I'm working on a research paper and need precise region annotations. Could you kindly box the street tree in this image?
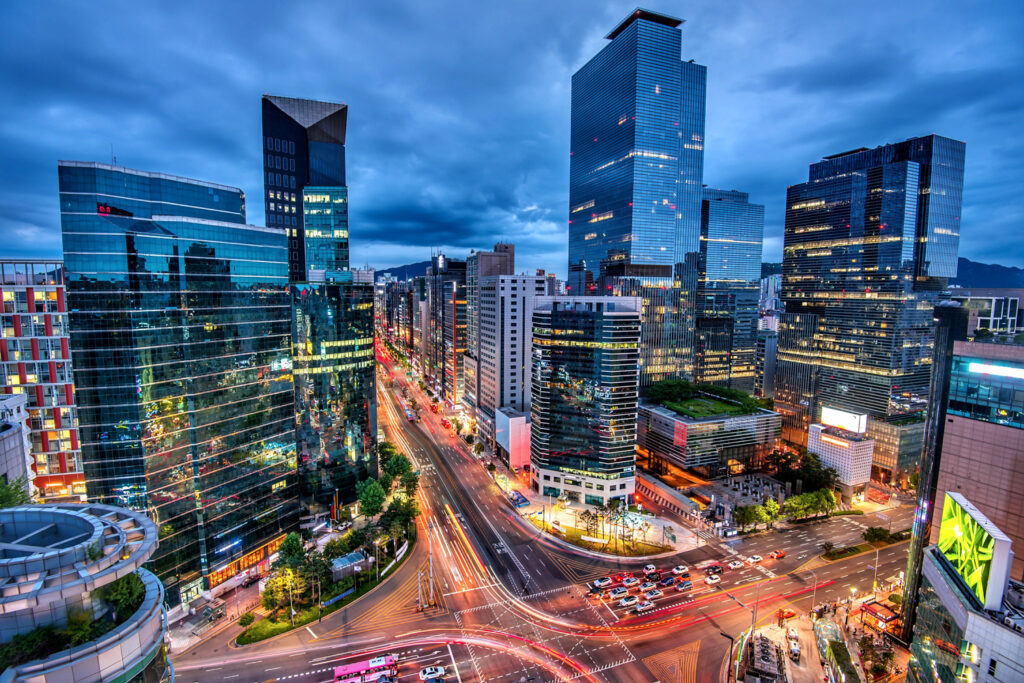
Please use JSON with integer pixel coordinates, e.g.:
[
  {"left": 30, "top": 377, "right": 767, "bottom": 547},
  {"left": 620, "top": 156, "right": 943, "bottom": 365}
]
[
  {"left": 384, "top": 454, "right": 413, "bottom": 480},
  {"left": 763, "top": 498, "right": 780, "bottom": 529},
  {"left": 473, "top": 442, "right": 484, "bottom": 456},
  {"left": 379, "top": 472, "right": 394, "bottom": 492},
  {"left": 357, "top": 478, "right": 387, "bottom": 518},
  {"left": 0, "top": 476, "right": 33, "bottom": 509},
  {"left": 401, "top": 471, "right": 419, "bottom": 498},
  {"left": 323, "top": 536, "right": 351, "bottom": 562},
  {"left": 274, "top": 531, "right": 305, "bottom": 570}
]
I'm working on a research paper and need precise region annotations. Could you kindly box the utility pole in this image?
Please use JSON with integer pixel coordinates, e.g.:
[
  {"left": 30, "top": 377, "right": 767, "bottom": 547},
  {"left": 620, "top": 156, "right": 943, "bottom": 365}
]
[{"left": 417, "top": 569, "right": 423, "bottom": 611}]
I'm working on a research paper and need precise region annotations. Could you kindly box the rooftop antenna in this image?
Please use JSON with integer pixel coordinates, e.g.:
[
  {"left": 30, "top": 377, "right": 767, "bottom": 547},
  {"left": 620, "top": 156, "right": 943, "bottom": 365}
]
[{"left": 110, "top": 144, "right": 117, "bottom": 166}]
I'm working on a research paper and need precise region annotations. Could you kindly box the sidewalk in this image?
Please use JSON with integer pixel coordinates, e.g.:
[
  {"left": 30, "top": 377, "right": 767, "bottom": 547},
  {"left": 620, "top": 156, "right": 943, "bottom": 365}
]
[{"left": 166, "top": 582, "right": 261, "bottom": 654}]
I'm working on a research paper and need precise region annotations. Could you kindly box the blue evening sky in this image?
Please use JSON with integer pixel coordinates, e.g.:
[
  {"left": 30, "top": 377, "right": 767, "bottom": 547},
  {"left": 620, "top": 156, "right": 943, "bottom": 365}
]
[{"left": 2, "top": 1, "right": 1021, "bottom": 276}]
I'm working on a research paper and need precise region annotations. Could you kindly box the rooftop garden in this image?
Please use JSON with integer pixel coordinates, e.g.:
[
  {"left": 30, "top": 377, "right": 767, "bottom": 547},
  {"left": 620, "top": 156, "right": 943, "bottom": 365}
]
[{"left": 647, "top": 379, "right": 770, "bottom": 419}]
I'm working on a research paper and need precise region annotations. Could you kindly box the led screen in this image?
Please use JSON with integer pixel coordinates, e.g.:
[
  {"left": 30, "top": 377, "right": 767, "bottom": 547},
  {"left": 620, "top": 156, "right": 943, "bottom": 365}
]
[
  {"left": 820, "top": 406, "right": 867, "bottom": 433},
  {"left": 937, "top": 493, "right": 995, "bottom": 606}
]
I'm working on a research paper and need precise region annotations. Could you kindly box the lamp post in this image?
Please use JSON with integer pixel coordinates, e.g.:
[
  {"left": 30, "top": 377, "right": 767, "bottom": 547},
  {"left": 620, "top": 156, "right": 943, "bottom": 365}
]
[
  {"left": 846, "top": 587, "right": 857, "bottom": 627},
  {"left": 720, "top": 631, "right": 736, "bottom": 683},
  {"left": 872, "top": 546, "right": 880, "bottom": 598},
  {"left": 808, "top": 568, "right": 819, "bottom": 618},
  {"left": 374, "top": 539, "right": 381, "bottom": 582}
]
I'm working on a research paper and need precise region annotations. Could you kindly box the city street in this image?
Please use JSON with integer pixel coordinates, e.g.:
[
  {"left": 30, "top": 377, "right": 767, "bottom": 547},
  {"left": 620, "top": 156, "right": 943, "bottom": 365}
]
[{"left": 170, "top": 352, "right": 915, "bottom": 682}]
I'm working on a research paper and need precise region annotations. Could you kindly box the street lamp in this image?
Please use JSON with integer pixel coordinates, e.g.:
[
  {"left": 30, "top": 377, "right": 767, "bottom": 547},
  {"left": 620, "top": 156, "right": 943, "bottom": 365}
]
[
  {"left": 846, "top": 587, "right": 857, "bottom": 627},
  {"left": 719, "top": 631, "right": 736, "bottom": 683},
  {"left": 808, "top": 569, "right": 818, "bottom": 618},
  {"left": 374, "top": 539, "right": 381, "bottom": 581}
]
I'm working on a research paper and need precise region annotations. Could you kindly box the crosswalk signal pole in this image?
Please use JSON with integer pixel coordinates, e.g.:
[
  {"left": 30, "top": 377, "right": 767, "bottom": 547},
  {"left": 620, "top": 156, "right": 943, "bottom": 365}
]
[{"left": 428, "top": 520, "right": 435, "bottom": 607}]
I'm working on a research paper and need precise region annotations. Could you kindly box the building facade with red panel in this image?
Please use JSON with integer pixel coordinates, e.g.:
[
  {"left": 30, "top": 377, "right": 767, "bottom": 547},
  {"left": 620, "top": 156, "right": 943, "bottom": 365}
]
[{"left": 0, "top": 260, "right": 84, "bottom": 501}]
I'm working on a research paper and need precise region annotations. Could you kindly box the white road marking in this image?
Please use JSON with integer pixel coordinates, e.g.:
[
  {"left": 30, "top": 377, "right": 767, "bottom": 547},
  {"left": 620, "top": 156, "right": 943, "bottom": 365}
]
[
  {"left": 447, "top": 643, "right": 464, "bottom": 683},
  {"left": 305, "top": 626, "right": 317, "bottom": 639}
]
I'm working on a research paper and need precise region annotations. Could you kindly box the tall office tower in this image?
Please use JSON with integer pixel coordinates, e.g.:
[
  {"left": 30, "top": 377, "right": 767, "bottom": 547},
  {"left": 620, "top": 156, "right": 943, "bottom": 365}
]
[
  {"left": 0, "top": 260, "right": 84, "bottom": 500},
  {"left": 901, "top": 302, "right": 968, "bottom": 640},
  {"left": 476, "top": 275, "right": 547, "bottom": 448},
  {"left": 441, "top": 279, "right": 467, "bottom": 406},
  {"left": 292, "top": 279, "right": 376, "bottom": 512},
  {"left": 411, "top": 276, "right": 428, "bottom": 361},
  {"left": 261, "top": 95, "right": 348, "bottom": 282},
  {"left": 59, "top": 162, "right": 299, "bottom": 607},
  {"left": 774, "top": 135, "right": 966, "bottom": 482},
  {"left": 425, "top": 254, "right": 466, "bottom": 395},
  {"left": 568, "top": 8, "right": 706, "bottom": 388},
  {"left": 464, "top": 244, "right": 515, "bottom": 416},
  {"left": 530, "top": 296, "right": 641, "bottom": 506},
  {"left": 694, "top": 188, "right": 764, "bottom": 392}
]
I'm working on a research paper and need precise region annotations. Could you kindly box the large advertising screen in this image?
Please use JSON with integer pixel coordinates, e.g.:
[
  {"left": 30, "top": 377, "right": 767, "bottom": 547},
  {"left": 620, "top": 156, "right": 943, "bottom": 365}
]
[
  {"left": 820, "top": 407, "right": 867, "bottom": 434},
  {"left": 936, "top": 492, "right": 1012, "bottom": 610}
]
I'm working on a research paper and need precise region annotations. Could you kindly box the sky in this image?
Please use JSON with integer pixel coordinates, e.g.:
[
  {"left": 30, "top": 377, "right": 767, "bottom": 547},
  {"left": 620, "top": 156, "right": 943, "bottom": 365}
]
[{"left": 3, "top": 1, "right": 1022, "bottom": 277}]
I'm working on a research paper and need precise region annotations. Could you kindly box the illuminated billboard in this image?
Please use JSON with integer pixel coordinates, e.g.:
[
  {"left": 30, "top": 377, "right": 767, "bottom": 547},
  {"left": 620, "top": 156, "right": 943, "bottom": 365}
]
[
  {"left": 820, "top": 406, "right": 867, "bottom": 434},
  {"left": 936, "top": 492, "right": 1012, "bottom": 610}
]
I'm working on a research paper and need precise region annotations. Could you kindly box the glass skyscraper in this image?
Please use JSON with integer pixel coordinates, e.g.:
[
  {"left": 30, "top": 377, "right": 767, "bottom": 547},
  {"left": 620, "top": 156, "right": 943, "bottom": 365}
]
[
  {"left": 530, "top": 296, "right": 641, "bottom": 506},
  {"left": 261, "top": 95, "right": 348, "bottom": 282},
  {"left": 774, "top": 136, "right": 966, "bottom": 476},
  {"left": 695, "top": 188, "right": 764, "bottom": 392},
  {"left": 568, "top": 9, "right": 706, "bottom": 387},
  {"left": 263, "top": 96, "right": 377, "bottom": 512},
  {"left": 59, "top": 162, "right": 299, "bottom": 607}
]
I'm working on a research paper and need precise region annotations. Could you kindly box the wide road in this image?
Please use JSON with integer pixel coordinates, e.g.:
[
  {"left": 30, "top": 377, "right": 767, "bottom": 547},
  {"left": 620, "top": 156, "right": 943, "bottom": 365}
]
[{"left": 172, "top": 345, "right": 915, "bottom": 682}]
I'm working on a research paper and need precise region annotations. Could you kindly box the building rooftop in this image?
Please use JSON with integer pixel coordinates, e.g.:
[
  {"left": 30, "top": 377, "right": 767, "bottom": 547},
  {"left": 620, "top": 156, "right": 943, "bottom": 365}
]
[
  {"left": 606, "top": 8, "right": 683, "bottom": 40},
  {"left": 58, "top": 160, "right": 241, "bottom": 193}
]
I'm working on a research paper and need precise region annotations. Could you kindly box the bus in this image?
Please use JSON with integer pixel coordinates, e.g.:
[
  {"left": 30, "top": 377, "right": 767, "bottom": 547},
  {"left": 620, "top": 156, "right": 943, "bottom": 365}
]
[{"left": 334, "top": 655, "right": 398, "bottom": 682}]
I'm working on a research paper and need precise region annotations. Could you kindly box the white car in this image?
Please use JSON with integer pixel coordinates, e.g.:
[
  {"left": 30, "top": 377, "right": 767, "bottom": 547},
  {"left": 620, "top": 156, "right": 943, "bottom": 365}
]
[
  {"left": 639, "top": 581, "right": 656, "bottom": 592},
  {"left": 642, "top": 564, "right": 658, "bottom": 575},
  {"left": 592, "top": 577, "right": 612, "bottom": 588},
  {"left": 671, "top": 565, "right": 690, "bottom": 576},
  {"left": 644, "top": 589, "right": 663, "bottom": 600},
  {"left": 419, "top": 666, "right": 446, "bottom": 681},
  {"left": 787, "top": 626, "right": 800, "bottom": 641},
  {"left": 747, "top": 555, "right": 763, "bottom": 564},
  {"left": 608, "top": 587, "right": 628, "bottom": 599},
  {"left": 705, "top": 574, "right": 721, "bottom": 585},
  {"left": 622, "top": 577, "right": 640, "bottom": 588},
  {"left": 634, "top": 600, "right": 656, "bottom": 613},
  {"left": 727, "top": 560, "right": 744, "bottom": 570},
  {"left": 618, "top": 595, "right": 639, "bottom": 608}
]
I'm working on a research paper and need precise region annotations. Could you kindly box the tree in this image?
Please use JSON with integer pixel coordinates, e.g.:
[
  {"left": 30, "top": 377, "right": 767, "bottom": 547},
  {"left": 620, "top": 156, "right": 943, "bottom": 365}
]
[
  {"left": 473, "top": 442, "right": 484, "bottom": 456},
  {"left": 358, "top": 479, "right": 387, "bottom": 518},
  {"left": 384, "top": 454, "right": 413, "bottom": 480},
  {"left": 974, "top": 327, "right": 995, "bottom": 339},
  {"left": 815, "top": 488, "right": 838, "bottom": 517},
  {"left": 451, "top": 417, "right": 463, "bottom": 434},
  {"left": 487, "top": 462, "right": 496, "bottom": 473},
  {"left": 275, "top": 532, "right": 305, "bottom": 570},
  {"left": 0, "top": 476, "right": 33, "bottom": 508},
  {"left": 733, "top": 505, "right": 756, "bottom": 531},
  {"left": 323, "top": 536, "right": 351, "bottom": 562},
  {"left": 763, "top": 498, "right": 780, "bottom": 529},
  {"left": 378, "top": 441, "right": 398, "bottom": 467},
  {"left": 908, "top": 471, "right": 920, "bottom": 490},
  {"left": 100, "top": 571, "right": 145, "bottom": 621},
  {"left": 820, "top": 541, "right": 835, "bottom": 555},
  {"left": 379, "top": 472, "right": 394, "bottom": 492},
  {"left": 863, "top": 526, "right": 890, "bottom": 544},
  {"left": 401, "top": 471, "right": 419, "bottom": 498},
  {"left": 463, "top": 434, "right": 474, "bottom": 445}
]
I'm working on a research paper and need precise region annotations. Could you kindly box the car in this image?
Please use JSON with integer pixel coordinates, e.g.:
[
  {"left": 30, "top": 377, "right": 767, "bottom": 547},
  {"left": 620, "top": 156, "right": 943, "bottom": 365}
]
[
  {"left": 659, "top": 576, "right": 678, "bottom": 587},
  {"left": 241, "top": 573, "right": 261, "bottom": 588},
  {"left": 642, "top": 564, "right": 658, "bottom": 575},
  {"left": 622, "top": 577, "right": 640, "bottom": 588},
  {"left": 612, "top": 572, "right": 633, "bottom": 583},
  {"left": 647, "top": 571, "right": 662, "bottom": 582},
  {"left": 639, "top": 581, "right": 656, "bottom": 592},
  {"left": 592, "top": 577, "right": 612, "bottom": 588},
  {"left": 748, "top": 555, "right": 763, "bottom": 564},
  {"left": 780, "top": 608, "right": 797, "bottom": 620},
  {"left": 608, "top": 587, "right": 628, "bottom": 599},
  {"left": 644, "top": 589, "right": 663, "bottom": 600},
  {"left": 788, "top": 641, "right": 801, "bottom": 662},
  {"left": 768, "top": 549, "right": 787, "bottom": 559},
  {"left": 671, "top": 565, "right": 690, "bottom": 576},
  {"left": 675, "top": 580, "right": 693, "bottom": 592},
  {"left": 618, "top": 595, "right": 639, "bottom": 608},
  {"left": 787, "top": 626, "right": 799, "bottom": 641},
  {"left": 727, "top": 560, "right": 744, "bottom": 570},
  {"left": 705, "top": 574, "right": 721, "bottom": 585},
  {"left": 419, "top": 666, "right": 446, "bottom": 681},
  {"left": 634, "top": 600, "right": 656, "bottom": 613},
  {"left": 705, "top": 565, "right": 724, "bottom": 575}
]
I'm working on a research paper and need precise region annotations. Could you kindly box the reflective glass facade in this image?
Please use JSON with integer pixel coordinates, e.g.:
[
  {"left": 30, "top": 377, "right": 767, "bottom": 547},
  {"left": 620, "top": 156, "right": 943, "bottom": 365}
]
[
  {"left": 292, "top": 281, "right": 376, "bottom": 509},
  {"left": 530, "top": 296, "right": 640, "bottom": 483},
  {"left": 425, "top": 255, "right": 466, "bottom": 393},
  {"left": 442, "top": 279, "right": 467, "bottom": 406},
  {"left": 775, "top": 135, "right": 966, "bottom": 446},
  {"left": 302, "top": 187, "right": 349, "bottom": 274},
  {"left": 59, "top": 162, "right": 299, "bottom": 606},
  {"left": 568, "top": 9, "right": 706, "bottom": 386},
  {"left": 908, "top": 559, "right": 969, "bottom": 683},
  {"left": 947, "top": 353, "right": 1024, "bottom": 428},
  {"left": 262, "top": 95, "right": 348, "bottom": 282},
  {"left": 695, "top": 189, "right": 764, "bottom": 392}
]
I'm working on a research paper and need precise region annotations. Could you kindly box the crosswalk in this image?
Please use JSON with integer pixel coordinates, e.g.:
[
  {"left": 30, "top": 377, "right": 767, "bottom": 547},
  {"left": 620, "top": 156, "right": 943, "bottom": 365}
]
[{"left": 643, "top": 641, "right": 701, "bottom": 683}]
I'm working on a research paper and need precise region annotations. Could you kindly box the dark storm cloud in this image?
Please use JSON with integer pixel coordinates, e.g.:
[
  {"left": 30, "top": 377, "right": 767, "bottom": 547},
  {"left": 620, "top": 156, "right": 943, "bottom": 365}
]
[{"left": 1, "top": 0, "right": 1022, "bottom": 273}]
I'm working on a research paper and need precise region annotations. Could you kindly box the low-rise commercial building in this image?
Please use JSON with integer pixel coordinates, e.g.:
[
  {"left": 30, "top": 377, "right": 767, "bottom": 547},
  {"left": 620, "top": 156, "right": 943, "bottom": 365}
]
[
  {"left": 0, "top": 394, "right": 32, "bottom": 495},
  {"left": 808, "top": 420, "right": 873, "bottom": 504},
  {"left": 0, "top": 503, "right": 166, "bottom": 682},
  {"left": 636, "top": 400, "right": 780, "bottom": 478},
  {"left": 495, "top": 407, "right": 530, "bottom": 471}
]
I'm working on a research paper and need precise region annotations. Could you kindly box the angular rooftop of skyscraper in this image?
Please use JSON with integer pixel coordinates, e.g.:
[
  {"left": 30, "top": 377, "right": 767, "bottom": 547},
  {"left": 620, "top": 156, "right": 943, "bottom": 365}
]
[{"left": 263, "top": 94, "right": 347, "bottom": 143}]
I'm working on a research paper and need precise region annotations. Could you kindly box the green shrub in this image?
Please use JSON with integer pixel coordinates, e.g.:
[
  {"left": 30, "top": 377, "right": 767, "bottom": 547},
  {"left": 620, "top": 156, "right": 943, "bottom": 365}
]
[{"left": 238, "top": 612, "right": 254, "bottom": 627}]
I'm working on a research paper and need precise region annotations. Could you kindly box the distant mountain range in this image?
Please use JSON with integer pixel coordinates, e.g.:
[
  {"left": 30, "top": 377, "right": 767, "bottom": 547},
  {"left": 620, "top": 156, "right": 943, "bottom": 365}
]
[
  {"left": 760, "top": 258, "right": 1023, "bottom": 289},
  {"left": 375, "top": 260, "right": 431, "bottom": 281}
]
